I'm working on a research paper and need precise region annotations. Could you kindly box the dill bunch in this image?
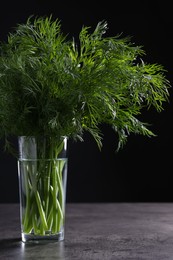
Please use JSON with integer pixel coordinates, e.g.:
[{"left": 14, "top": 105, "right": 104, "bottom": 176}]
[{"left": 0, "top": 15, "right": 170, "bottom": 152}]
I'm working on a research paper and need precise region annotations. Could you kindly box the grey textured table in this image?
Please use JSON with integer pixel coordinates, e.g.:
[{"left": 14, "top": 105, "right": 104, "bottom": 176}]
[{"left": 1, "top": 203, "right": 173, "bottom": 259}]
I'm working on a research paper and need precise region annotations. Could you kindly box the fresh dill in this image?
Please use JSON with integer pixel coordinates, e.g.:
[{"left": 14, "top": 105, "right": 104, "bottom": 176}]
[{"left": 0, "top": 15, "right": 171, "bottom": 151}]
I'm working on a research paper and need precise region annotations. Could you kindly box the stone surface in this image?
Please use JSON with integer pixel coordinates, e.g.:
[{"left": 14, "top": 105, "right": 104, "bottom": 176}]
[{"left": 1, "top": 203, "right": 173, "bottom": 259}]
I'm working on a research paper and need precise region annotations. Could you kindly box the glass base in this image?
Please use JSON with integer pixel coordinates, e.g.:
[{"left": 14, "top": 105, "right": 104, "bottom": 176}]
[{"left": 22, "top": 230, "right": 64, "bottom": 243}]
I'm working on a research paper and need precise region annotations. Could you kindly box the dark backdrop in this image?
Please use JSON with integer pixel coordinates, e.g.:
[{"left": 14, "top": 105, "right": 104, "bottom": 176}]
[{"left": 0, "top": 1, "right": 172, "bottom": 203}]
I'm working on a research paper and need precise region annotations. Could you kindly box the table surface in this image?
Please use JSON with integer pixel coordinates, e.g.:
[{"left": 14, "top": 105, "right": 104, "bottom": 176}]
[{"left": 1, "top": 203, "right": 173, "bottom": 259}]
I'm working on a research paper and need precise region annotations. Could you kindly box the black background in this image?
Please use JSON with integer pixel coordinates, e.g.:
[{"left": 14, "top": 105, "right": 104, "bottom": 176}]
[{"left": 0, "top": 1, "right": 172, "bottom": 203}]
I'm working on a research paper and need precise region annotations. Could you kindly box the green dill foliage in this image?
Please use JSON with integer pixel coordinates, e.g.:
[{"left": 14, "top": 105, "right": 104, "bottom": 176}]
[{"left": 0, "top": 16, "right": 170, "bottom": 151}]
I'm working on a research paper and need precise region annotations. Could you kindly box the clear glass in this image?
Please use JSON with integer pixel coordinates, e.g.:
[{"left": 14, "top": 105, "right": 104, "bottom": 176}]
[{"left": 17, "top": 136, "right": 68, "bottom": 243}]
